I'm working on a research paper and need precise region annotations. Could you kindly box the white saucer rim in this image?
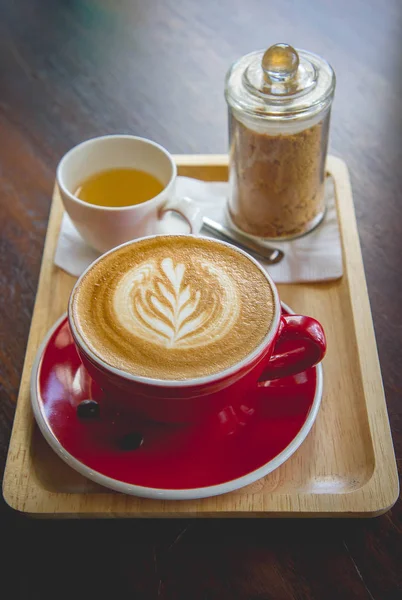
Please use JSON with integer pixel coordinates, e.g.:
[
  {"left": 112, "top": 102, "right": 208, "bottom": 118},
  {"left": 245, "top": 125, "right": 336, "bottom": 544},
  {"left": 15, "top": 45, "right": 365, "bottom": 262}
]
[{"left": 30, "top": 304, "right": 323, "bottom": 500}]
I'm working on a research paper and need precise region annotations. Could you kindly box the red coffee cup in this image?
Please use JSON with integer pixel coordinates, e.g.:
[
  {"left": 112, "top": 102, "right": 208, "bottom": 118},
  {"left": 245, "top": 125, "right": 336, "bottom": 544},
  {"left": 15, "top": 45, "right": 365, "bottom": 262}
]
[{"left": 68, "top": 237, "right": 326, "bottom": 424}]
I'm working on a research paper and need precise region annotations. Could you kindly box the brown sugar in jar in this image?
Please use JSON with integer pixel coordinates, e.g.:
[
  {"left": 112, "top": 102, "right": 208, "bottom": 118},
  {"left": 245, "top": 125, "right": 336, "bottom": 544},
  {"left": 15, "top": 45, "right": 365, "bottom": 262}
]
[
  {"left": 225, "top": 43, "right": 335, "bottom": 240},
  {"left": 229, "top": 113, "right": 330, "bottom": 238}
]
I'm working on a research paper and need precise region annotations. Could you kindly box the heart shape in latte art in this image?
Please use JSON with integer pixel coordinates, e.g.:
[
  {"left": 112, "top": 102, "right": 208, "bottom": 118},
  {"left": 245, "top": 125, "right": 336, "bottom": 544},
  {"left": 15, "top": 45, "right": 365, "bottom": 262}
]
[{"left": 113, "top": 257, "right": 240, "bottom": 349}]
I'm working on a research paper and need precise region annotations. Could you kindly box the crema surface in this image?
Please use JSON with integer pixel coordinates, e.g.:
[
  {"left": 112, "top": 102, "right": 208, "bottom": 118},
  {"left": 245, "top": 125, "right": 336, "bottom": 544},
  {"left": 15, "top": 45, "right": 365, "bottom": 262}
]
[{"left": 71, "top": 236, "right": 275, "bottom": 380}]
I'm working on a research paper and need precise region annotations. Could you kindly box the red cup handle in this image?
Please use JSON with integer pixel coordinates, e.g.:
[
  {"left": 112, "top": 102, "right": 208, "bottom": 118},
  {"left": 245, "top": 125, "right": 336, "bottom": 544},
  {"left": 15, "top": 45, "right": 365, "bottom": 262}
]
[{"left": 258, "top": 315, "right": 326, "bottom": 383}]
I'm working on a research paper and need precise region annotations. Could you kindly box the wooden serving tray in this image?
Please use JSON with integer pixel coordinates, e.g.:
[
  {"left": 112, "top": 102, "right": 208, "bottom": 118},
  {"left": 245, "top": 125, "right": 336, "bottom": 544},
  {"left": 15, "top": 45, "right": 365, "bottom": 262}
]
[{"left": 3, "top": 155, "right": 398, "bottom": 518}]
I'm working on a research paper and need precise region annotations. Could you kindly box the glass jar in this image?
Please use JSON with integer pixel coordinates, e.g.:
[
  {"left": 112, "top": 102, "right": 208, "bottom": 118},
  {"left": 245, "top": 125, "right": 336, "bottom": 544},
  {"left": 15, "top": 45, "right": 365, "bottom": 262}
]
[{"left": 225, "top": 43, "right": 335, "bottom": 240}]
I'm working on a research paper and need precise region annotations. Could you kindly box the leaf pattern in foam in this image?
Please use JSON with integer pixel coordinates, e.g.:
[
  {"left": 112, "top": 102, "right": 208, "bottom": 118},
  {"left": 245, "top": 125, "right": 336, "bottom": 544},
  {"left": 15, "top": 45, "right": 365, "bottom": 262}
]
[{"left": 113, "top": 256, "right": 240, "bottom": 349}]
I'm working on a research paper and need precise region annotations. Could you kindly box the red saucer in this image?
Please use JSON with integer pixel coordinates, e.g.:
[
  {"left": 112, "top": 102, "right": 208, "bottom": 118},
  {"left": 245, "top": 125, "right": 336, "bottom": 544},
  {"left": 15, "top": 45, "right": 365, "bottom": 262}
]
[{"left": 31, "top": 306, "right": 323, "bottom": 499}]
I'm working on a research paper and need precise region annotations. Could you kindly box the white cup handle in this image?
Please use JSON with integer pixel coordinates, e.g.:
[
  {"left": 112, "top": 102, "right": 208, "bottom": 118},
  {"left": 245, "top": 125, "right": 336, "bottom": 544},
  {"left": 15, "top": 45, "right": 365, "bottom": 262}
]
[{"left": 158, "top": 196, "right": 203, "bottom": 234}]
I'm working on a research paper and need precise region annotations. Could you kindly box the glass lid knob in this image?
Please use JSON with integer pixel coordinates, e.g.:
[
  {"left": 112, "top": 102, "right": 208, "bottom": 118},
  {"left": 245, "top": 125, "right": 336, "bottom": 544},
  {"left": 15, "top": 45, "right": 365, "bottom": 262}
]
[{"left": 262, "top": 43, "right": 299, "bottom": 82}]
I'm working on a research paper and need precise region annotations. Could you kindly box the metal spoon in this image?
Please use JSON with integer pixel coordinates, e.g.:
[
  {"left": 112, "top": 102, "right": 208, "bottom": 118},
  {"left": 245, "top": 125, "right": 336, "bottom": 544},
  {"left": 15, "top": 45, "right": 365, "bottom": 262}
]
[{"left": 201, "top": 216, "right": 284, "bottom": 264}]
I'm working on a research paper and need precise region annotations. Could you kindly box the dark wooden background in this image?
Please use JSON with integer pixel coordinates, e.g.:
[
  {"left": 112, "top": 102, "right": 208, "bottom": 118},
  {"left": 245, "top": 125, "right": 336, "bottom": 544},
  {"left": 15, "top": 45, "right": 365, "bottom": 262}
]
[{"left": 1, "top": 0, "right": 401, "bottom": 598}]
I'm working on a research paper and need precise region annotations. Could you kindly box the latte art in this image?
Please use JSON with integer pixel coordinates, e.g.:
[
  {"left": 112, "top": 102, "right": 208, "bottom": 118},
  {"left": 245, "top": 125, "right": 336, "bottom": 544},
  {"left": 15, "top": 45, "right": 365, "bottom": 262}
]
[
  {"left": 114, "top": 257, "right": 240, "bottom": 349},
  {"left": 70, "top": 236, "right": 275, "bottom": 380}
]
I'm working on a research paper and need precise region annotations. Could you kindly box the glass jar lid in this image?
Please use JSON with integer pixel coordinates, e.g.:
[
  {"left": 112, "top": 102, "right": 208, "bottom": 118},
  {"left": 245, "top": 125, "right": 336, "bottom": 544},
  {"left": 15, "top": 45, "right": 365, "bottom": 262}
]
[{"left": 225, "top": 43, "right": 335, "bottom": 120}]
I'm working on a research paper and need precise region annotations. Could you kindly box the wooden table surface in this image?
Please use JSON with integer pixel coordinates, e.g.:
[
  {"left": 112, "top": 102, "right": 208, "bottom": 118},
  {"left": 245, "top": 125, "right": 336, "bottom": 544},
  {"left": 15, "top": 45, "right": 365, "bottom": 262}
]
[{"left": 1, "top": 0, "right": 401, "bottom": 597}]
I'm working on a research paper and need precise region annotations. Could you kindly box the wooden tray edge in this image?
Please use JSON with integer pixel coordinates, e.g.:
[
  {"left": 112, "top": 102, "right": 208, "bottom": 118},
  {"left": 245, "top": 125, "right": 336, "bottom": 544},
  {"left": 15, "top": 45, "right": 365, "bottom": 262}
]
[{"left": 326, "top": 156, "right": 399, "bottom": 511}]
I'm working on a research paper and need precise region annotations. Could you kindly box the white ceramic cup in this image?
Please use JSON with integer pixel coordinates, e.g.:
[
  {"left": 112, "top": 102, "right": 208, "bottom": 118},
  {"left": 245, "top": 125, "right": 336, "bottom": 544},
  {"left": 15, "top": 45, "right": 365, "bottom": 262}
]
[{"left": 56, "top": 135, "right": 203, "bottom": 253}]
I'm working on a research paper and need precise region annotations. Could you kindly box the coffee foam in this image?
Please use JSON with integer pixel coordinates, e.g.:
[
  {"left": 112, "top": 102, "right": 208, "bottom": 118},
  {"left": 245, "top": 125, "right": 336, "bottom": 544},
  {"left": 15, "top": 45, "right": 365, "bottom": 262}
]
[{"left": 71, "top": 236, "right": 275, "bottom": 380}]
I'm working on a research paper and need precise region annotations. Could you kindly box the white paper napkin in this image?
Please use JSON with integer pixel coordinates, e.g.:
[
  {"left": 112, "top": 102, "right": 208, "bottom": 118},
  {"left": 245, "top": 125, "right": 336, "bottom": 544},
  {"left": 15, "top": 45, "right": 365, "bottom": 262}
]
[{"left": 54, "top": 176, "right": 342, "bottom": 283}]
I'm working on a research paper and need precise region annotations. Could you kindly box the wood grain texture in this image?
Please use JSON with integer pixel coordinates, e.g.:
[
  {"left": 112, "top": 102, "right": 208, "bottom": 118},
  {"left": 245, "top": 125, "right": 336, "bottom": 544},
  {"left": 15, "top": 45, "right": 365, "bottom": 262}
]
[
  {"left": 1, "top": 0, "right": 401, "bottom": 598},
  {"left": 3, "top": 155, "right": 398, "bottom": 519}
]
